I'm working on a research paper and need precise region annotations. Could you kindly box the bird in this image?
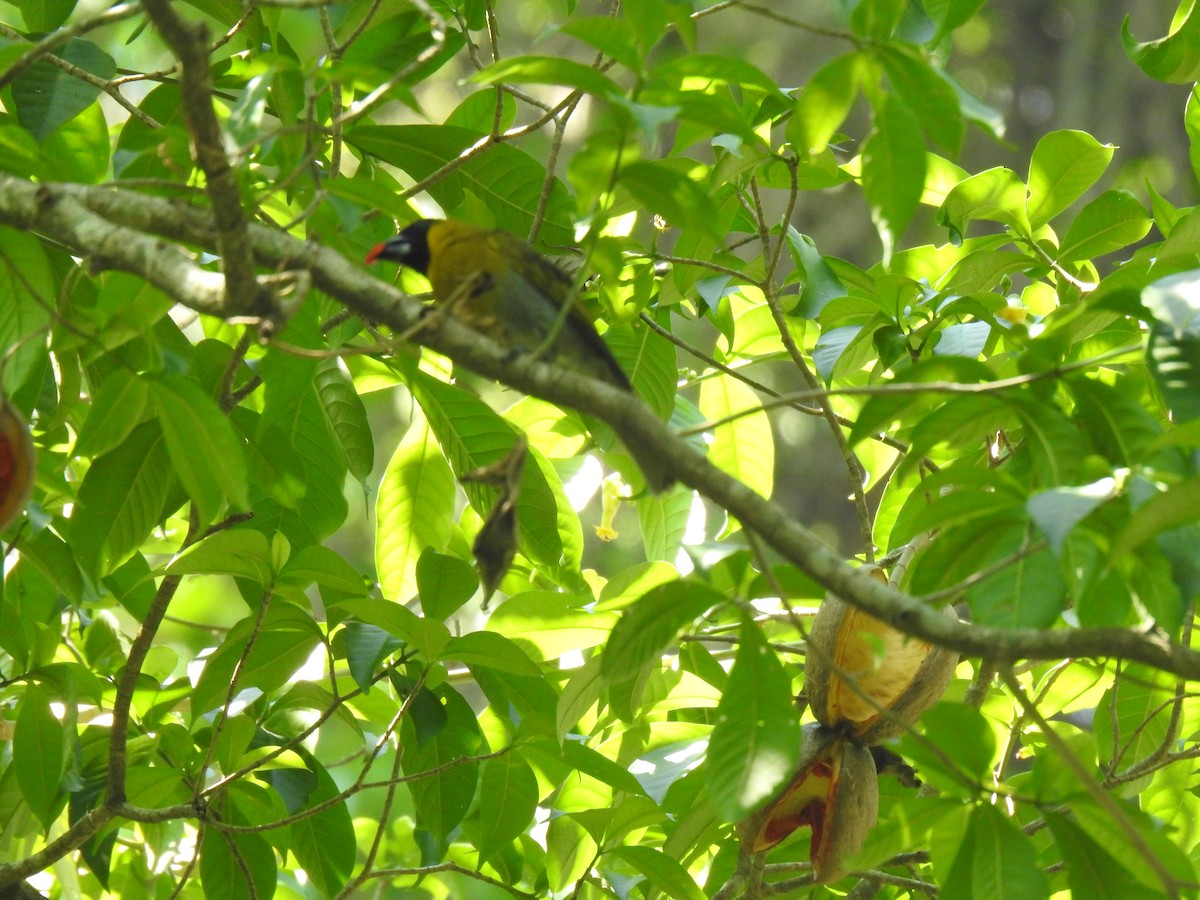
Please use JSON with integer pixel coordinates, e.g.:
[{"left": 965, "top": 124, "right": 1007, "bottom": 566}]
[{"left": 366, "top": 218, "right": 674, "bottom": 492}]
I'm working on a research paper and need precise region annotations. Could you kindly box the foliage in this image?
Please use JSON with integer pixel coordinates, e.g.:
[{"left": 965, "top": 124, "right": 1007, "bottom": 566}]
[{"left": 1, "top": 1, "right": 1200, "bottom": 898}]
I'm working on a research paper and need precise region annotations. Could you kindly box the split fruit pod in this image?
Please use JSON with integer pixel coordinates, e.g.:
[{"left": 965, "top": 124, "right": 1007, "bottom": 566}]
[
  {"left": 742, "top": 723, "right": 879, "bottom": 883},
  {"left": 0, "top": 396, "right": 34, "bottom": 533},
  {"left": 805, "top": 567, "right": 958, "bottom": 744}
]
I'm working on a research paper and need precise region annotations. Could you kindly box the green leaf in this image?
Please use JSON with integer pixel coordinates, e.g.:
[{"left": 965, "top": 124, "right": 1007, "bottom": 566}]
[
  {"left": 600, "top": 581, "right": 722, "bottom": 683},
  {"left": 789, "top": 53, "right": 863, "bottom": 156},
  {"left": 149, "top": 374, "right": 248, "bottom": 526},
  {"left": 950, "top": 804, "right": 1049, "bottom": 900},
  {"left": 557, "top": 656, "right": 605, "bottom": 740},
  {"left": 70, "top": 421, "right": 173, "bottom": 578},
  {"left": 786, "top": 228, "right": 847, "bottom": 317},
  {"left": 75, "top": 370, "right": 150, "bottom": 459},
  {"left": 651, "top": 54, "right": 781, "bottom": 94},
  {"left": 11, "top": 39, "right": 116, "bottom": 142},
  {"left": 1142, "top": 269, "right": 1200, "bottom": 421},
  {"left": 613, "top": 845, "right": 706, "bottom": 900},
  {"left": 167, "top": 528, "right": 274, "bottom": 584},
  {"left": 925, "top": 0, "right": 988, "bottom": 41},
  {"left": 442, "top": 631, "right": 542, "bottom": 678},
  {"left": 556, "top": 16, "right": 642, "bottom": 69},
  {"left": 475, "top": 754, "right": 539, "bottom": 861},
  {"left": 199, "top": 826, "right": 277, "bottom": 900},
  {"left": 1057, "top": 190, "right": 1150, "bottom": 261},
  {"left": 1044, "top": 811, "right": 1161, "bottom": 900},
  {"left": 939, "top": 166, "right": 1030, "bottom": 239},
  {"left": 332, "top": 598, "right": 451, "bottom": 662},
  {"left": 1027, "top": 479, "right": 1115, "bottom": 554},
  {"left": 877, "top": 45, "right": 964, "bottom": 152},
  {"left": 347, "top": 124, "right": 574, "bottom": 246},
  {"left": 1073, "top": 800, "right": 1197, "bottom": 892},
  {"left": 473, "top": 55, "right": 622, "bottom": 99},
  {"left": 896, "top": 702, "right": 994, "bottom": 796},
  {"left": 375, "top": 417, "right": 456, "bottom": 605},
  {"left": 486, "top": 592, "right": 616, "bottom": 660},
  {"left": 618, "top": 160, "right": 721, "bottom": 239},
  {"left": 404, "top": 684, "right": 482, "bottom": 844},
  {"left": 1122, "top": 7, "right": 1200, "bottom": 84},
  {"left": 706, "top": 617, "right": 801, "bottom": 819},
  {"left": 700, "top": 373, "right": 775, "bottom": 515},
  {"left": 965, "top": 525, "right": 1066, "bottom": 628},
  {"left": 1112, "top": 477, "right": 1200, "bottom": 559},
  {"left": 416, "top": 549, "right": 478, "bottom": 620},
  {"left": 410, "top": 372, "right": 583, "bottom": 588},
  {"left": 1026, "top": 130, "right": 1114, "bottom": 228},
  {"left": 0, "top": 228, "right": 54, "bottom": 395},
  {"left": 862, "top": 93, "right": 927, "bottom": 254},
  {"left": 278, "top": 755, "right": 356, "bottom": 896},
  {"left": 14, "top": 683, "right": 64, "bottom": 831},
  {"left": 314, "top": 360, "right": 374, "bottom": 481}
]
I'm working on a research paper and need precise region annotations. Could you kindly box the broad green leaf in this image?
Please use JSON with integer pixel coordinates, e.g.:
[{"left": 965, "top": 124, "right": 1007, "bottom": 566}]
[
  {"left": 706, "top": 617, "right": 800, "bottom": 819},
  {"left": 600, "top": 581, "right": 723, "bottom": 683},
  {"left": 964, "top": 526, "right": 1066, "bottom": 628},
  {"left": 486, "top": 592, "right": 616, "bottom": 659},
  {"left": 1026, "top": 130, "right": 1114, "bottom": 228},
  {"left": 475, "top": 755, "right": 539, "bottom": 861},
  {"left": 442, "top": 631, "right": 542, "bottom": 678},
  {"left": 557, "top": 16, "right": 642, "bottom": 69},
  {"left": 1027, "top": 480, "right": 1115, "bottom": 554},
  {"left": 199, "top": 826, "right": 276, "bottom": 900},
  {"left": 473, "top": 55, "right": 622, "bottom": 99},
  {"left": 416, "top": 550, "right": 478, "bottom": 620},
  {"left": 952, "top": 804, "right": 1048, "bottom": 900},
  {"left": 789, "top": 53, "right": 863, "bottom": 156},
  {"left": 557, "top": 656, "right": 606, "bottom": 740},
  {"left": 0, "top": 228, "right": 54, "bottom": 395},
  {"left": 14, "top": 683, "right": 64, "bottom": 831},
  {"left": 1142, "top": 269, "right": 1200, "bottom": 421},
  {"left": 191, "top": 605, "right": 323, "bottom": 718},
  {"left": 149, "top": 374, "right": 249, "bottom": 526},
  {"left": 375, "top": 417, "right": 456, "bottom": 605},
  {"left": 276, "top": 755, "right": 356, "bottom": 896},
  {"left": 926, "top": 0, "right": 988, "bottom": 41},
  {"left": 332, "top": 598, "right": 451, "bottom": 662},
  {"left": 347, "top": 124, "right": 574, "bottom": 246},
  {"left": 11, "top": 39, "right": 116, "bottom": 142},
  {"left": 167, "top": 528, "right": 274, "bottom": 584},
  {"left": 70, "top": 421, "right": 173, "bottom": 578},
  {"left": 1074, "top": 800, "right": 1197, "bottom": 891},
  {"left": 75, "top": 370, "right": 149, "bottom": 459},
  {"left": 1122, "top": 6, "right": 1200, "bottom": 84},
  {"left": 410, "top": 372, "right": 583, "bottom": 589},
  {"left": 618, "top": 160, "right": 721, "bottom": 240},
  {"left": 652, "top": 54, "right": 780, "bottom": 94},
  {"left": 613, "top": 845, "right": 706, "bottom": 900},
  {"left": 862, "top": 94, "right": 927, "bottom": 255},
  {"left": 787, "top": 227, "right": 847, "bottom": 317},
  {"left": 877, "top": 45, "right": 964, "bottom": 152},
  {"left": 850, "top": 0, "right": 905, "bottom": 39},
  {"left": 1044, "top": 811, "right": 1161, "bottom": 900},
  {"left": 939, "top": 166, "right": 1030, "bottom": 240},
  {"left": 314, "top": 360, "right": 374, "bottom": 481},
  {"left": 896, "top": 702, "right": 994, "bottom": 796},
  {"left": 404, "top": 684, "right": 482, "bottom": 844},
  {"left": 1112, "top": 477, "right": 1200, "bottom": 559},
  {"left": 1057, "top": 190, "right": 1151, "bottom": 261},
  {"left": 700, "top": 372, "right": 774, "bottom": 512}
]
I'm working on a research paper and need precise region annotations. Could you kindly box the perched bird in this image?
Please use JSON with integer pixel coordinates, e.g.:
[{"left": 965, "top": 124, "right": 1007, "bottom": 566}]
[{"left": 366, "top": 218, "right": 674, "bottom": 491}]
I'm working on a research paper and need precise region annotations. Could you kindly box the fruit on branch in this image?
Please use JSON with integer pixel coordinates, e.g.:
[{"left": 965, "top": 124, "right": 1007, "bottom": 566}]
[
  {"left": 805, "top": 567, "right": 958, "bottom": 744},
  {"left": 0, "top": 397, "right": 34, "bottom": 533},
  {"left": 742, "top": 723, "right": 879, "bottom": 883}
]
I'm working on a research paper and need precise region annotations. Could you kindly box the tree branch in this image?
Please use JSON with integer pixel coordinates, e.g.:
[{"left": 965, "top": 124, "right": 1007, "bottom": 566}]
[{"left": 5, "top": 177, "right": 1200, "bottom": 679}]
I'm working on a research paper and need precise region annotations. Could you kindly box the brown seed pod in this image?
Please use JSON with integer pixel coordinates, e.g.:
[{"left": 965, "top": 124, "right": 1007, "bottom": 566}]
[
  {"left": 0, "top": 397, "right": 34, "bottom": 534},
  {"left": 806, "top": 567, "right": 958, "bottom": 744},
  {"left": 742, "top": 723, "right": 879, "bottom": 883}
]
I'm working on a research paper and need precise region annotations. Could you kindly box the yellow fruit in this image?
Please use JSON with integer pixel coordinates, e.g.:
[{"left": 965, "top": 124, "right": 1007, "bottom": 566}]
[
  {"left": 805, "top": 568, "right": 958, "bottom": 744},
  {"left": 743, "top": 723, "right": 878, "bottom": 882},
  {"left": 0, "top": 397, "right": 34, "bottom": 533}
]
